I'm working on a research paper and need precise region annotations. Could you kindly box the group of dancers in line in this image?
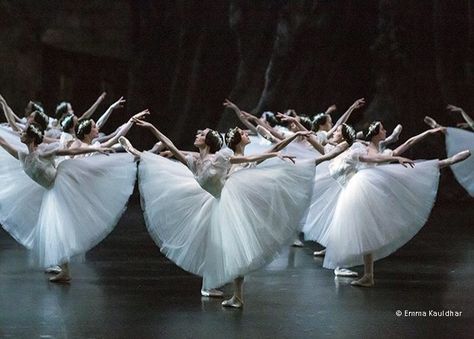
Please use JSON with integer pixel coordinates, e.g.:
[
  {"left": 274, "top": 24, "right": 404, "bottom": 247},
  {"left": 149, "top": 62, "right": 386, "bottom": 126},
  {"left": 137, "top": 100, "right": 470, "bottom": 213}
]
[{"left": 0, "top": 92, "right": 472, "bottom": 309}]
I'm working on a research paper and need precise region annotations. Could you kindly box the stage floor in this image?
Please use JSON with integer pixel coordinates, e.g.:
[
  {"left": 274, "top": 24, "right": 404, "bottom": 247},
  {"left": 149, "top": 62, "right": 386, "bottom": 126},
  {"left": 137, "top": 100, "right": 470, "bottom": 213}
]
[{"left": 0, "top": 195, "right": 472, "bottom": 338}]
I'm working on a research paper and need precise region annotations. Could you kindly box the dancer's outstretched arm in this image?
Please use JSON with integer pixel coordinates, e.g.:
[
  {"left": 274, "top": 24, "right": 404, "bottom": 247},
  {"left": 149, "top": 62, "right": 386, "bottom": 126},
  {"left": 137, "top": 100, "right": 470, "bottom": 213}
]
[
  {"left": 78, "top": 92, "right": 107, "bottom": 120},
  {"left": 0, "top": 136, "right": 20, "bottom": 159},
  {"left": 327, "top": 98, "right": 365, "bottom": 138},
  {"left": 277, "top": 115, "right": 325, "bottom": 154},
  {"left": 240, "top": 110, "right": 285, "bottom": 141},
  {"left": 360, "top": 153, "right": 415, "bottom": 167},
  {"left": 392, "top": 127, "right": 445, "bottom": 156},
  {"left": 447, "top": 105, "right": 474, "bottom": 131},
  {"left": 45, "top": 146, "right": 114, "bottom": 158},
  {"left": 0, "top": 96, "right": 23, "bottom": 133},
  {"left": 223, "top": 99, "right": 259, "bottom": 135},
  {"left": 315, "top": 142, "right": 349, "bottom": 165},
  {"left": 101, "top": 109, "right": 149, "bottom": 148},
  {"left": 133, "top": 118, "right": 187, "bottom": 165},
  {"left": 96, "top": 96, "right": 126, "bottom": 129},
  {"left": 230, "top": 151, "right": 293, "bottom": 165},
  {"left": 268, "top": 131, "right": 314, "bottom": 153}
]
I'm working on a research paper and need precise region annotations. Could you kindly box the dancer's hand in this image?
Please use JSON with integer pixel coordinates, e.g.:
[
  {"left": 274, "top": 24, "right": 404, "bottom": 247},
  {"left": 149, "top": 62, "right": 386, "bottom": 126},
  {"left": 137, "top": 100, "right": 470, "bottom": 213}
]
[
  {"left": 160, "top": 150, "right": 173, "bottom": 158},
  {"left": 98, "top": 92, "right": 107, "bottom": 102},
  {"left": 111, "top": 96, "right": 126, "bottom": 110},
  {"left": 325, "top": 104, "right": 337, "bottom": 114},
  {"left": 132, "top": 118, "right": 154, "bottom": 130},
  {"left": 277, "top": 112, "right": 298, "bottom": 123},
  {"left": 350, "top": 98, "right": 365, "bottom": 110},
  {"left": 131, "top": 109, "right": 150, "bottom": 121},
  {"left": 223, "top": 99, "right": 238, "bottom": 110},
  {"left": 457, "top": 122, "right": 470, "bottom": 129},
  {"left": 446, "top": 104, "right": 463, "bottom": 114},
  {"left": 396, "top": 156, "right": 415, "bottom": 168},
  {"left": 277, "top": 152, "right": 296, "bottom": 164}
]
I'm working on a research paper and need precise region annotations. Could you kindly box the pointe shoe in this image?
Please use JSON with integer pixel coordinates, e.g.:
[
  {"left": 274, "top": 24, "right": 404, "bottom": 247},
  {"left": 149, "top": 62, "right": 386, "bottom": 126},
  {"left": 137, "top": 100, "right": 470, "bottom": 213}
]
[
  {"left": 424, "top": 116, "right": 440, "bottom": 129},
  {"left": 291, "top": 239, "right": 304, "bottom": 247},
  {"left": 350, "top": 275, "right": 374, "bottom": 287},
  {"left": 119, "top": 136, "right": 140, "bottom": 161},
  {"left": 313, "top": 249, "right": 326, "bottom": 257},
  {"left": 334, "top": 267, "right": 358, "bottom": 277},
  {"left": 49, "top": 272, "right": 71, "bottom": 284},
  {"left": 44, "top": 265, "right": 62, "bottom": 274},
  {"left": 201, "top": 289, "right": 224, "bottom": 298},
  {"left": 221, "top": 296, "right": 243, "bottom": 308},
  {"left": 449, "top": 150, "right": 471, "bottom": 165}
]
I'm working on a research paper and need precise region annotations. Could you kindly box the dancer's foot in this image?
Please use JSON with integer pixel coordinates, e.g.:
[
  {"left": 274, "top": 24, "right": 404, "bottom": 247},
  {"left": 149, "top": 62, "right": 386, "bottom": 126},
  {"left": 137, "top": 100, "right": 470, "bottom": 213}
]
[
  {"left": 119, "top": 136, "right": 140, "bottom": 160},
  {"left": 49, "top": 271, "right": 71, "bottom": 284},
  {"left": 292, "top": 239, "right": 304, "bottom": 247},
  {"left": 334, "top": 267, "right": 358, "bottom": 277},
  {"left": 351, "top": 274, "right": 374, "bottom": 287},
  {"left": 313, "top": 249, "right": 326, "bottom": 257},
  {"left": 221, "top": 295, "right": 243, "bottom": 308},
  {"left": 44, "top": 265, "right": 62, "bottom": 274},
  {"left": 446, "top": 150, "right": 471, "bottom": 166},
  {"left": 201, "top": 288, "right": 224, "bottom": 298},
  {"left": 424, "top": 116, "right": 440, "bottom": 129}
]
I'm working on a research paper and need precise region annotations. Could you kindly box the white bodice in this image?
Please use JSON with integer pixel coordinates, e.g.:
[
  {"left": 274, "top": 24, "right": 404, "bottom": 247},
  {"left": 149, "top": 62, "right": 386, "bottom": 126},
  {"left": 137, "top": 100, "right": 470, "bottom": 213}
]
[
  {"left": 19, "top": 150, "right": 57, "bottom": 188},
  {"left": 328, "top": 142, "right": 366, "bottom": 185},
  {"left": 186, "top": 148, "right": 233, "bottom": 198}
]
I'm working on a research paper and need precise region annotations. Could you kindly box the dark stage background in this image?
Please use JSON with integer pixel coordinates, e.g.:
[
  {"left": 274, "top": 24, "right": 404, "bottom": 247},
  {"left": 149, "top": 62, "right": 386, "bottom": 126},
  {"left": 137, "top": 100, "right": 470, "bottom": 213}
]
[{"left": 0, "top": 0, "right": 472, "bottom": 199}]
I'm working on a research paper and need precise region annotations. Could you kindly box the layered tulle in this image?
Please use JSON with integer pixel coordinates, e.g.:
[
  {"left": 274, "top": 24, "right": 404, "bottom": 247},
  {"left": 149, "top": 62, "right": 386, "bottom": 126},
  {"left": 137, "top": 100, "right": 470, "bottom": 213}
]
[
  {"left": 323, "top": 160, "right": 440, "bottom": 269},
  {"left": 139, "top": 152, "right": 315, "bottom": 289},
  {"left": 446, "top": 127, "right": 474, "bottom": 196},
  {"left": 0, "top": 148, "right": 43, "bottom": 248},
  {"left": 31, "top": 153, "right": 136, "bottom": 267},
  {"left": 302, "top": 161, "right": 341, "bottom": 246}
]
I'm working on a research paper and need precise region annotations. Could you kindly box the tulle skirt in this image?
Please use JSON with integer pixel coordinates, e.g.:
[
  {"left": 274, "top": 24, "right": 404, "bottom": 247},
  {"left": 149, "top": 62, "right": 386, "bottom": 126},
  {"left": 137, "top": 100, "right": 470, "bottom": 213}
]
[
  {"left": 446, "top": 127, "right": 474, "bottom": 196},
  {"left": 0, "top": 148, "right": 43, "bottom": 248},
  {"left": 245, "top": 135, "right": 273, "bottom": 155},
  {"left": 302, "top": 161, "right": 341, "bottom": 246},
  {"left": 139, "top": 152, "right": 315, "bottom": 289},
  {"left": 323, "top": 160, "right": 439, "bottom": 269},
  {"left": 0, "top": 151, "right": 136, "bottom": 267}
]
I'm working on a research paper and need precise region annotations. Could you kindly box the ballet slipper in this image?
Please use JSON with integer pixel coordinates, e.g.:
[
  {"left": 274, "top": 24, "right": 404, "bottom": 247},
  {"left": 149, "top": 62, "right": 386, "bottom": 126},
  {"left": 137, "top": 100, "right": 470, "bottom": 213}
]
[
  {"left": 447, "top": 150, "right": 471, "bottom": 165},
  {"left": 334, "top": 267, "right": 358, "bottom": 277},
  {"left": 350, "top": 274, "right": 374, "bottom": 287},
  {"left": 49, "top": 272, "right": 71, "bottom": 284},
  {"left": 44, "top": 265, "right": 62, "bottom": 274},
  {"left": 291, "top": 239, "right": 304, "bottom": 247},
  {"left": 313, "top": 249, "right": 326, "bottom": 257},
  {"left": 221, "top": 295, "right": 243, "bottom": 308},
  {"left": 200, "top": 288, "right": 224, "bottom": 298}
]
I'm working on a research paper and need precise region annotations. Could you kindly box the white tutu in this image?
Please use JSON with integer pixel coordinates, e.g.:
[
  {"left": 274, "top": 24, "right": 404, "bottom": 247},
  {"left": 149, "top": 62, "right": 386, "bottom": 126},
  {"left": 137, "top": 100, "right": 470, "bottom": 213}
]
[
  {"left": 302, "top": 160, "right": 341, "bottom": 246},
  {"left": 446, "top": 127, "right": 474, "bottom": 196},
  {"left": 139, "top": 151, "right": 315, "bottom": 289},
  {"left": 0, "top": 149, "right": 136, "bottom": 267},
  {"left": 245, "top": 134, "right": 273, "bottom": 155},
  {"left": 323, "top": 159, "right": 439, "bottom": 269},
  {"left": 0, "top": 148, "right": 43, "bottom": 248},
  {"left": 32, "top": 153, "right": 136, "bottom": 267}
]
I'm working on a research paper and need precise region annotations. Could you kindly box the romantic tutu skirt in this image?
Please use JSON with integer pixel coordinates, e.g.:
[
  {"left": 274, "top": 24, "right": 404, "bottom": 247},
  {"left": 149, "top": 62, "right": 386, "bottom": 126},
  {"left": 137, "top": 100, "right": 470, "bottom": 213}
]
[
  {"left": 139, "top": 151, "right": 315, "bottom": 289},
  {"left": 302, "top": 161, "right": 341, "bottom": 246},
  {"left": 323, "top": 160, "right": 439, "bottom": 269},
  {"left": 0, "top": 151, "right": 136, "bottom": 267},
  {"left": 446, "top": 127, "right": 474, "bottom": 196}
]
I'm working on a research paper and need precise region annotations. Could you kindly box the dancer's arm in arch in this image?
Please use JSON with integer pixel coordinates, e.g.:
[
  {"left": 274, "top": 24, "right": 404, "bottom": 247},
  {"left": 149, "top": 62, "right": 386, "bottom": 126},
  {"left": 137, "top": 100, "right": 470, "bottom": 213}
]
[
  {"left": 327, "top": 98, "right": 365, "bottom": 139},
  {"left": 78, "top": 92, "right": 107, "bottom": 120}
]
